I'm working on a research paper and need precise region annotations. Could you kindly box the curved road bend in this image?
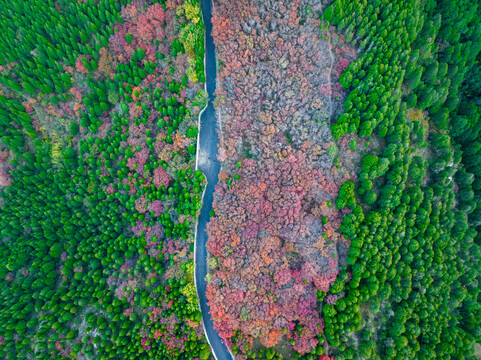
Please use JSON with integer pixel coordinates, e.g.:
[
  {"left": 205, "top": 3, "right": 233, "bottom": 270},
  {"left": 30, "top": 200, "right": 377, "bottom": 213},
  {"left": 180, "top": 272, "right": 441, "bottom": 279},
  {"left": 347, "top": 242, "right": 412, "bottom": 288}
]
[{"left": 195, "top": 0, "right": 234, "bottom": 359}]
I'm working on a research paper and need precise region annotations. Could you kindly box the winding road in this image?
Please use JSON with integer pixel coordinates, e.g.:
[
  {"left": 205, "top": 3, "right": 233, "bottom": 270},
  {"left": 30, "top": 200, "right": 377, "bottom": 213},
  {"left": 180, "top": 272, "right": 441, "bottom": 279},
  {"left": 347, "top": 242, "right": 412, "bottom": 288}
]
[{"left": 194, "top": 0, "right": 234, "bottom": 359}]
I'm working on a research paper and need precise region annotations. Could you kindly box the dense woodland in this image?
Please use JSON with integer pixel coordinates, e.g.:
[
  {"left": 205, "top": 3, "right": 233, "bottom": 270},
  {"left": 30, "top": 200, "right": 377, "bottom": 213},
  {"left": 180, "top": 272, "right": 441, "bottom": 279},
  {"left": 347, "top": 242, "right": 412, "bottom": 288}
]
[
  {"left": 1, "top": 0, "right": 481, "bottom": 360},
  {"left": 207, "top": 0, "right": 359, "bottom": 358},
  {"left": 323, "top": 0, "right": 481, "bottom": 359},
  {"left": 207, "top": 0, "right": 481, "bottom": 359},
  {"left": 0, "top": 0, "right": 213, "bottom": 359}
]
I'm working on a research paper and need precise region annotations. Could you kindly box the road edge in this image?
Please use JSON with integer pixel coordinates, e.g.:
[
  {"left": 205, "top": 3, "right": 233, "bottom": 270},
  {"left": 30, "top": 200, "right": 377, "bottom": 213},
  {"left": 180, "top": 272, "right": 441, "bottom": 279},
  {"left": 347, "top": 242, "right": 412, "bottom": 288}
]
[
  {"left": 193, "top": 19, "right": 218, "bottom": 360},
  {"left": 193, "top": 1, "right": 233, "bottom": 359}
]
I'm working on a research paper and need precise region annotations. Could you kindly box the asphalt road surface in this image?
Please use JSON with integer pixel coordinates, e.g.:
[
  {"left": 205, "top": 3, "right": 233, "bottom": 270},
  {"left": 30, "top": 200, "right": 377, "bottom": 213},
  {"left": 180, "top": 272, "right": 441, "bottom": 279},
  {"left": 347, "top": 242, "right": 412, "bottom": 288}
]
[{"left": 194, "top": 1, "right": 234, "bottom": 359}]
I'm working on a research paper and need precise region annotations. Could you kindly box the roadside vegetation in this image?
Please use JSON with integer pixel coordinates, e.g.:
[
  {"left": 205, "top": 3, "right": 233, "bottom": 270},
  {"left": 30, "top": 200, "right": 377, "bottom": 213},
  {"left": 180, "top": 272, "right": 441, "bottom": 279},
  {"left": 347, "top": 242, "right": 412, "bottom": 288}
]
[
  {"left": 0, "top": 0, "right": 212, "bottom": 359},
  {"left": 1, "top": 0, "right": 481, "bottom": 359},
  {"left": 208, "top": 0, "right": 481, "bottom": 359}
]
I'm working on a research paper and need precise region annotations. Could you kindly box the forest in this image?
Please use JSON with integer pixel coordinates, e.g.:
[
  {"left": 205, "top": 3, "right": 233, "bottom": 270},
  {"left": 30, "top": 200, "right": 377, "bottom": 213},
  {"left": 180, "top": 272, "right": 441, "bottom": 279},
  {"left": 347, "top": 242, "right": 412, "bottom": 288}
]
[
  {"left": 0, "top": 0, "right": 213, "bottom": 359},
  {"left": 1, "top": 0, "right": 481, "bottom": 359},
  {"left": 206, "top": 0, "right": 481, "bottom": 359}
]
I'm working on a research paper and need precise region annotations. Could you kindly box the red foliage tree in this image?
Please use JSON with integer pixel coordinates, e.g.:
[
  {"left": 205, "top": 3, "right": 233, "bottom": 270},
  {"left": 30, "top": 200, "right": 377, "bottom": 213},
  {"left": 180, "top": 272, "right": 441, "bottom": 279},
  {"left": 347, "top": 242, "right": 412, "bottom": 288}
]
[
  {"left": 153, "top": 166, "right": 171, "bottom": 189},
  {"left": 75, "top": 55, "right": 91, "bottom": 74},
  {"left": 206, "top": 0, "right": 358, "bottom": 355}
]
